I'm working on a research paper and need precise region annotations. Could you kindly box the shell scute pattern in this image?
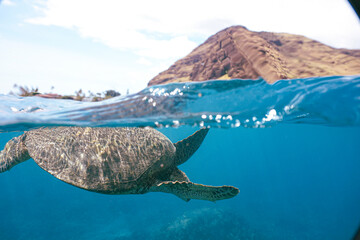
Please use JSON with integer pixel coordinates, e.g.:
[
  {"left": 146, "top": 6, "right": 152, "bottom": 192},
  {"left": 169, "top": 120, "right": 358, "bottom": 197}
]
[{"left": 25, "top": 127, "right": 176, "bottom": 192}]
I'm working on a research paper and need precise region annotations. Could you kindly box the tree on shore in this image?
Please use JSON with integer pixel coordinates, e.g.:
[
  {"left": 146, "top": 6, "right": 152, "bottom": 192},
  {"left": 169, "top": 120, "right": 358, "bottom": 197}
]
[{"left": 10, "top": 85, "right": 122, "bottom": 102}]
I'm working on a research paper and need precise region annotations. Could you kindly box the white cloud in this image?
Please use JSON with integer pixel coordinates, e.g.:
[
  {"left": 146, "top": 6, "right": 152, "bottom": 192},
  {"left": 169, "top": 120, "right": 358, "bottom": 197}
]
[
  {"left": 25, "top": 0, "right": 360, "bottom": 58},
  {"left": 1, "top": 0, "right": 15, "bottom": 6},
  {"left": 25, "top": 0, "right": 203, "bottom": 60},
  {"left": 135, "top": 36, "right": 197, "bottom": 60},
  {"left": 137, "top": 57, "right": 152, "bottom": 66}
]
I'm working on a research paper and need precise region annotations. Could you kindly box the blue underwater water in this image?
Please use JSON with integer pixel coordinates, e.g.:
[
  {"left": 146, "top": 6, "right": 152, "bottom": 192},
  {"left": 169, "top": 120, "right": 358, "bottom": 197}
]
[{"left": 0, "top": 75, "right": 360, "bottom": 240}]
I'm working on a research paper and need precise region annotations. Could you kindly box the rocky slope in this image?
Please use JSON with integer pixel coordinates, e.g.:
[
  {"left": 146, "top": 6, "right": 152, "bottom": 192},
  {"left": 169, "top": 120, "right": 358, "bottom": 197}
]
[{"left": 148, "top": 26, "right": 360, "bottom": 86}]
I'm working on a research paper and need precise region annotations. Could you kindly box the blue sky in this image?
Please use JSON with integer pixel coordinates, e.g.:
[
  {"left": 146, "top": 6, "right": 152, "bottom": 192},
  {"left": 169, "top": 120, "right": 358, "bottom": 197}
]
[{"left": 0, "top": 0, "right": 359, "bottom": 95}]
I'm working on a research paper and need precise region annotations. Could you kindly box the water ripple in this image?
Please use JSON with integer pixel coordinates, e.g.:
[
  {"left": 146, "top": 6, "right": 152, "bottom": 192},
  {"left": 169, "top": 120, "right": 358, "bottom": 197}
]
[{"left": 1, "top": 75, "right": 360, "bottom": 132}]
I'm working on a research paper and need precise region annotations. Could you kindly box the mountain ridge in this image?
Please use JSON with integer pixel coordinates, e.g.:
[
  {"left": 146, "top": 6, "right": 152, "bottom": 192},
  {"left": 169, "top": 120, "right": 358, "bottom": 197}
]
[{"left": 148, "top": 26, "right": 360, "bottom": 86}]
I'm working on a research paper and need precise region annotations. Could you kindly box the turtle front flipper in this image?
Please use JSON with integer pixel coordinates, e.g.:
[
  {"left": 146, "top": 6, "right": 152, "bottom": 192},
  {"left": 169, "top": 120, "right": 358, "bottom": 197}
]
[
  {"left": 150, "top": 181, "right": 239, "bottom": 202},
  {"left": 0, "top": 134, "right": 31, "bottom": 173},
  {"left": 174, "top": 128, "right": 209, "bottom": 166}
]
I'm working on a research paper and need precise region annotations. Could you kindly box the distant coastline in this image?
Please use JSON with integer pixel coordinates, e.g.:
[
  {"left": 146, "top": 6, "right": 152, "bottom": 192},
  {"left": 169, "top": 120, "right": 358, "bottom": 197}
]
[
  {"left": 9, "top": 85, "right": 121, "bottom": 102},
  {"left": 12, "top": 25, "right": 360, "bottom": 101}
]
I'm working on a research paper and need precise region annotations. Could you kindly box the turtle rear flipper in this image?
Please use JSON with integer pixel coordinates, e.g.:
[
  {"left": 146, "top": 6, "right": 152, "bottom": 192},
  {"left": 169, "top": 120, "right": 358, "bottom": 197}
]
[
  {"left": 151, "top": 181, "right": 239, "bottom": 202},
  {"left": 174, "top": 128, "right": 209, "bottom": 166},
  {"left": 0, "top": 134, "right": 31, "bottom": 173}
]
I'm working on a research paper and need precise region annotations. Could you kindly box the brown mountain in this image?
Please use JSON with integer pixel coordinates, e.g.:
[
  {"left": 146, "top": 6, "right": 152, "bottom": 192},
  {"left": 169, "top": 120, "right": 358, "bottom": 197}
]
[{"left": 148, "top": 26, "right": 360, "bottom": 86}]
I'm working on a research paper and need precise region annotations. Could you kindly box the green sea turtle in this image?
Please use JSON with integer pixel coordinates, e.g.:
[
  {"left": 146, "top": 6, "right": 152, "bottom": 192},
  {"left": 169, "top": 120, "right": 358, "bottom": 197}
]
[{"left": 0, "top": 127, "right": 239, "bottom": 201}]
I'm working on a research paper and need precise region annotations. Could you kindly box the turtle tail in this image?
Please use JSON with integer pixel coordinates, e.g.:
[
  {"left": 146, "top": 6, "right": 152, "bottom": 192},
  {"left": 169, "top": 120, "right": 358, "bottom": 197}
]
[
  {"left": 0, "top": 134, "right": 31, "bottom": 173},
  {"left": 173, "top": 128, "right": 209, "bottom": 166}
]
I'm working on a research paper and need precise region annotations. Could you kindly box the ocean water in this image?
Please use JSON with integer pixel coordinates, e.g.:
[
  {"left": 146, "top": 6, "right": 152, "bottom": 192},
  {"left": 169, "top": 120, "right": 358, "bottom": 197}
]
[{"left": 0, "top": 76, "right": 360, "bottom": 240}]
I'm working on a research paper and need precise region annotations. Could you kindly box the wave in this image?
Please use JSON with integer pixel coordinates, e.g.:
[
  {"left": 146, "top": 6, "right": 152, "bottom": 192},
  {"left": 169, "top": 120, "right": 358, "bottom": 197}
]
[{"left": 1, "top": 75, "right": 359, "bottom": 132}]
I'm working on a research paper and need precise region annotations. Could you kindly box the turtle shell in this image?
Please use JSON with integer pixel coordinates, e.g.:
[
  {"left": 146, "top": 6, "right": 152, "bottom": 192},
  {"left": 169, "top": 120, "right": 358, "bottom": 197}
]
[{"left": 25, "top": 127, "right": 176, "bottom": 194}]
